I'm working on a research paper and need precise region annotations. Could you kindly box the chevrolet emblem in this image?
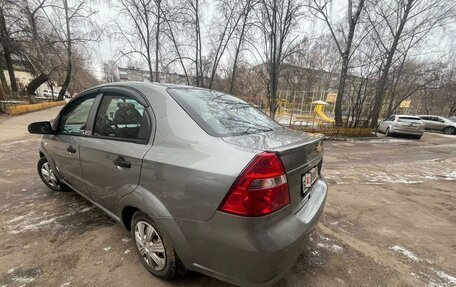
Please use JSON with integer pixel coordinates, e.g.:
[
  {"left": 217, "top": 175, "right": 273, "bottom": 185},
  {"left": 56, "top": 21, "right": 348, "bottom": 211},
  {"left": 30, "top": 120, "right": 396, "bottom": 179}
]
[{"left": 315, "top": 143, "right": 322, "bottom": 153}]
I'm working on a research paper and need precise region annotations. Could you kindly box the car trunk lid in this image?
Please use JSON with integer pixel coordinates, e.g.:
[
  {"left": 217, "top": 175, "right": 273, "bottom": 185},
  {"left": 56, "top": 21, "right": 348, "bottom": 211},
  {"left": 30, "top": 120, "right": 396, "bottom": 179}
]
[{"left": 222, "top": 128, "right": 324, "bottom": 211}]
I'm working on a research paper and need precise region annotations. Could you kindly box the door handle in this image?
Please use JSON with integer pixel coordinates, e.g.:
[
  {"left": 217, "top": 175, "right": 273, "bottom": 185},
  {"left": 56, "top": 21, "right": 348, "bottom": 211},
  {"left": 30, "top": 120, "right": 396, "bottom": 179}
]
[
  {"left": 66, "top": 145, "right": 77, "bottom": 154},
  {"left": 113, "top": 156, "right": 131, "bottom": 168}
]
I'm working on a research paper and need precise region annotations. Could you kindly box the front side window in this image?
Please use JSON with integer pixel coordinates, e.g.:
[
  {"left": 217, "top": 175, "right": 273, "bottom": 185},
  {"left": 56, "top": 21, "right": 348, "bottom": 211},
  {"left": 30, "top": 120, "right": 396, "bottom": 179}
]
[
  {"left": 168, "top": 88, "right": 282, "bottom": 137},
  {"left": 397, "top": 116, "right": 421, "bottom": 122},
  {"left": 93, "top": 93, "right": 149, "bottom": 141},
  {"left": 59, "top": 96, "right": 95, "bottom": 135}
]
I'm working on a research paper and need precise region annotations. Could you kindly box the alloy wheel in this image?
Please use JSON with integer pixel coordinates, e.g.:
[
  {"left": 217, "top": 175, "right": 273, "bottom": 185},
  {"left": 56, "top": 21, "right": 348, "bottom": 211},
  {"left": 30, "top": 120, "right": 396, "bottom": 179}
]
[
  {"left": 134, "top": 221, "right": 166, "bottom": 271},
  {"left": 444, "top": 127, "right": 455, "bottom": 134},
  {"left": 41, "top": 161, "right": 60, "bottom": 189}
]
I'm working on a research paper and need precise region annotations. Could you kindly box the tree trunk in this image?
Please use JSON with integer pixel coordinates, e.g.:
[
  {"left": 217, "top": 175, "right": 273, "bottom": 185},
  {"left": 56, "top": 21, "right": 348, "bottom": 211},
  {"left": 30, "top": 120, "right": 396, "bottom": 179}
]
[
  {"left": 229, "top": 3, "right": 251, "bottom": 94},
  {"left": 58, "top": 0, "right": 72, "bottom": 101},
  {"left": 333, "top": 0, "right": 365, "bottom": 127},
  {"left": 194, "top": 0, "right": 201, "bottom": 87},
  {"left": 334, "top": 56, "right": 349, "bottom": 127},
  {"left": 27, "top": 74, "right": 48, "bottom": 95},
  {"left": 0, "top": 6, "right": 18, "bottom": 97},
  {"left": 147, "top": 49, "right": 153, "bottom": 82},
  {"left": 155, "top": 0, "right": 161, "bottom": 83},
  {"left": 162, "top": 12, "right": 190, "bottom": 84},
  {"left": 0, "top": 52, "right": 10, "bottom": 96},
  {"left": 369, "top": 0, "right": 413, "bottom": 128}
]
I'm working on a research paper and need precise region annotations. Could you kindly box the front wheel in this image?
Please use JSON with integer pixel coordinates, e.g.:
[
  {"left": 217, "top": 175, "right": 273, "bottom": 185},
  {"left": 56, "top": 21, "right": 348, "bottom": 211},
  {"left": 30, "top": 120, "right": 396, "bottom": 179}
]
[
  {"left": 443, "top": 126, "right": 456, "bottom": 135},
  {"left": 37, "top": 157, "right": 66, "bottom": 191},
  {"left": 385, "top": 127, "right": 391, "bottom": 137},
  {"left": 131, "top": 212, "right": 177, "bottom": 280}
]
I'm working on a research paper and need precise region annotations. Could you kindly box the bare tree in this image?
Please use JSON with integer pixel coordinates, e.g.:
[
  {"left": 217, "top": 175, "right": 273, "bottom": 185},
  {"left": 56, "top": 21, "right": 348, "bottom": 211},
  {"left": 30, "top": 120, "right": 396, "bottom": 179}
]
[
  {"left": 0, "top": 1, "right": 19, "bottom": 97},
  {"left": 207, "top": 0, "right": 246, "bottom": 89},
  {"left": 367, "top": 0, "right": 455, "bottom": 128},
  {"left": 181, "top": 0, "right": 205, "bottom": 86},
  {"left": 115, "top": 0, "right": 156, "bottom": 82},
  {"left": 40, "top": 0, "right": 99, "bottom": 100},
  {"left": 159, "top": 4, "right": 190, "bottom": 84},
  {"left": 257, "top": 0, "right": 305, "bottom": 118},
  {"left": 16, "top": 0, "right": 65, "bottom": 96},
  {"left": 307, "top": 0, "right": 366, "bottom": 126},
  {"left": 102, "top": 60, "right": 119, "bottom": 83},
  {"left": 229, "top": 0, "right": 256, "bottom": 94}
]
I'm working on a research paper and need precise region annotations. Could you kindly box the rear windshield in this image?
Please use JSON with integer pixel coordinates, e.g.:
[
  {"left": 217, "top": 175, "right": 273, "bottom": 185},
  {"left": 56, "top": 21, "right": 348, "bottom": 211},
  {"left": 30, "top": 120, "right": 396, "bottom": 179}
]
[
  {"left": 398, "top": 116, "right": 421, "bottom": 121},
  {"left": 168, "top": 88, "right": 283, "bottom": 137}
]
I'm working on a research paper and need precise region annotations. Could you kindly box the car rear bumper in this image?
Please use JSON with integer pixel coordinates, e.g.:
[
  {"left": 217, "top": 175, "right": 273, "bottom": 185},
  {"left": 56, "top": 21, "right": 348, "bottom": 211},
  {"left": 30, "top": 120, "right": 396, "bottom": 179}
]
[
  {"left": 390, "top": 127, "right": 423, "bottom": 136},
  {"left": 174, "top": 177, "right": 328, "bottom": 286}
]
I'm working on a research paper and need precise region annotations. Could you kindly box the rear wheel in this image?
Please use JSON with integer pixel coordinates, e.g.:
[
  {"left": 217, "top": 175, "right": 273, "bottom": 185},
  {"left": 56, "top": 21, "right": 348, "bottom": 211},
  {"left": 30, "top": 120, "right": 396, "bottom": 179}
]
[
  {"left": 37, "top": 157, "right": 66, "bottom": 191},
  {"left": 131, "top": 211, "right": 177, "bottom": 280},
  {"left": 443, "top": 126, "right": 456, "bottom": 135}
]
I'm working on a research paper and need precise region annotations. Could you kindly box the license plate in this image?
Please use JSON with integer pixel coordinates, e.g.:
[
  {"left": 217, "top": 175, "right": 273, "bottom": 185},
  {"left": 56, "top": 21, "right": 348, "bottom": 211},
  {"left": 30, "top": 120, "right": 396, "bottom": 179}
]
[{"left": 302, "top": 167, "right": 318, "bottom": 188}]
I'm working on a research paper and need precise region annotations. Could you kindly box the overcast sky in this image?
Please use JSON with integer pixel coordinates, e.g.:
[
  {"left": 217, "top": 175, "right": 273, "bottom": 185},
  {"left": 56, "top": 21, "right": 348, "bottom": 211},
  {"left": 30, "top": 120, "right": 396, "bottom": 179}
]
[{"left": 88, "top": 0, "right": 456, "bottom": 79}]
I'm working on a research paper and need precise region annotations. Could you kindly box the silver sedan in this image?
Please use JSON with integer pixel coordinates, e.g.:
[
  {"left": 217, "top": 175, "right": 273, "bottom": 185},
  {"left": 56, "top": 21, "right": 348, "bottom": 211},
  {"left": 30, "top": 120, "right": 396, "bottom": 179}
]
[
  {"left": 418, "top": 115, "right": 456, "bottom": 135},
  {"left": 28, "top": 82, "right": 328, "bottom": 287}
]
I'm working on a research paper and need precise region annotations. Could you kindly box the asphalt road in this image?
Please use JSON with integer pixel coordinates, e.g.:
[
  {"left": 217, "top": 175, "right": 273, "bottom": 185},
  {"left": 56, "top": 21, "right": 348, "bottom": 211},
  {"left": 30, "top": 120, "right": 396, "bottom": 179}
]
[{"left": 0, "top": 108, "right": 455, "bottom": 287}]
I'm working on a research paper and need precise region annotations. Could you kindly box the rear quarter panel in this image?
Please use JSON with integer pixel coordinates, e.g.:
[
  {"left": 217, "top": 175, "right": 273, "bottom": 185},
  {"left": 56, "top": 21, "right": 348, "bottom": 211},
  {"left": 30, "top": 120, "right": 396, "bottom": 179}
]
[{"left": 136, "top": 87, "right": 255, "bottom": 221}]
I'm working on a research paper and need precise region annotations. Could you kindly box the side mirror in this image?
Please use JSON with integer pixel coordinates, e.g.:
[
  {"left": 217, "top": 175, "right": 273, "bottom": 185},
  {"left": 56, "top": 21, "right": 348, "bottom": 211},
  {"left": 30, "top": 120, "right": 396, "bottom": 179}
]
[{"left": 28, "top": 121, "right": 54, "bottom": 134}]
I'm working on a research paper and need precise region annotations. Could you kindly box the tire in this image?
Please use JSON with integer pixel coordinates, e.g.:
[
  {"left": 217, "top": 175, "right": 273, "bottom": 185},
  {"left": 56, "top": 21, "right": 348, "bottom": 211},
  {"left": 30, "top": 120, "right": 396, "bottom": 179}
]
[
  {"left": 131, "top": 211, "right": 177, "bottom": 281},
  {"left": 414, "top": 134, "right": 422, "bottom": 140},
  {"left": 37, "top": 157, "right": 67, "bottom": 191},
  {"left": 443, "top": 126, "right": 456, "bottom": 135}
]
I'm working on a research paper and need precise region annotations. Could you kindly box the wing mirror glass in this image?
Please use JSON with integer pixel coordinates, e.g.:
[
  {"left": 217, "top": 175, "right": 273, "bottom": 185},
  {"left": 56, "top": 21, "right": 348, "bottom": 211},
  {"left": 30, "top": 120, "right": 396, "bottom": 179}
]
[{"left": 28, "top": 121, "right": 54, "bottom": 134}]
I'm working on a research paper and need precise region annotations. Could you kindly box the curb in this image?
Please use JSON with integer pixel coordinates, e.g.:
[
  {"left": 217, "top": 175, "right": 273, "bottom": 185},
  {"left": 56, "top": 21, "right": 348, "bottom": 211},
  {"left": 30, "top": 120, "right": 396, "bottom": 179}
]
[{"left": 6, "top": 101, "right": 65, "bottom": 116}]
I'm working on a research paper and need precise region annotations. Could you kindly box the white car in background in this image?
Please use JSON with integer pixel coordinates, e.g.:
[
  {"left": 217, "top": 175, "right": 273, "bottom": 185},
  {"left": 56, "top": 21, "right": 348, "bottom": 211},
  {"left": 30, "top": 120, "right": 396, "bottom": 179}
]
[
  {"left": 418, "top": 115, "right": 456, "bottom": 135},
  {"left": 378, "top": 115, "right": 424, "bottom": 139}
]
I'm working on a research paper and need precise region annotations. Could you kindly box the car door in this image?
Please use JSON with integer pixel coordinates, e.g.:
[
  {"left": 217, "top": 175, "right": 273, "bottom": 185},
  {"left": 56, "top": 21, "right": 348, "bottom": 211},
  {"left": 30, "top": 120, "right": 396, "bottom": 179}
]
[
  {"left": 434, "top": 117, "right": 447, "bottom": 130},
  {"left": 44, "top": 94, "right": 98, "bottom": 194},
  {"left": 78, "top": 88, "right": 153, "bottom": 215},
  {"left": 426, "top": 117, "right": 441, "bottom": 130}
]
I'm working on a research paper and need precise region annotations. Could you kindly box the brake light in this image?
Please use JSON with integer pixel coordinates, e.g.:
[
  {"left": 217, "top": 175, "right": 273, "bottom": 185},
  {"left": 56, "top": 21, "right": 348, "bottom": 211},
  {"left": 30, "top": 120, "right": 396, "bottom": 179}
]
[{"left": 218, "top": 152, "right": 290, "bottom": 216}]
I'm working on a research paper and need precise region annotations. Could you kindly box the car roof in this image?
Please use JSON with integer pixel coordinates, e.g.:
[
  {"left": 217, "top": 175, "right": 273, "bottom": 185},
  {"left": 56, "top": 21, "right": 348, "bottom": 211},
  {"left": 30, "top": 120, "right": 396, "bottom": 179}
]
[
  {"left": 94, "top": 81, "right": 195, "bottom": 90},
  {"left": 394, "top": 115, "right": 421, "bottom": 118}
]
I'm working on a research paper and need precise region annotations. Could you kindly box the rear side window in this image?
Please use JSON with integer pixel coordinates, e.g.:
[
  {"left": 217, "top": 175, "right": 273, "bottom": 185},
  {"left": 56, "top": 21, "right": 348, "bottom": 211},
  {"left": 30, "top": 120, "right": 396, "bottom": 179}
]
[
  {"left": 168, "top": 88, "right": 282, "bottom": 137},
  {"left": 93, "top": 93, "right": 149, "bottom": 141},
  {"left": 398, "top": 116, "right": 421, "bottom": 121}
]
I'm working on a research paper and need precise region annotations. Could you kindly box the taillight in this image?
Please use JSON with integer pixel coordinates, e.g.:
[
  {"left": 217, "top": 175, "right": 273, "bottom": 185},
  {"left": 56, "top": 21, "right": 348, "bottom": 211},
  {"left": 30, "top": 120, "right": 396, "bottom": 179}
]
[{"left": 218, "top": 152, "right": 290, "bottom": 217}]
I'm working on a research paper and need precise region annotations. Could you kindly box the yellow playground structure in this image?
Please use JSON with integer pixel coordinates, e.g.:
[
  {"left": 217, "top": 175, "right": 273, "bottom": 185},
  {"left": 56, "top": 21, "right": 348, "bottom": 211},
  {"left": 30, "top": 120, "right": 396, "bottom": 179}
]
[
  {"left": 272, "top": 90, "right": 336, "bottom": 125},
  {"left": 312, "top": 100, "right": 334, "bottom": 123}
]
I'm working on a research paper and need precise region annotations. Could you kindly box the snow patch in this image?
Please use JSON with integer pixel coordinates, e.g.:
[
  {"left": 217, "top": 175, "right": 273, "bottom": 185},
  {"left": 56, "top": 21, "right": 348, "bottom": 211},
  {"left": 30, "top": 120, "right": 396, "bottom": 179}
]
[
  {"left": 316, "top": 242, "right": 343, "bottom": 253},
  {"left": 430, "top": 267, "right": 456, "bottom": 286},
  {"left": 11, "top": 275, "right": 35, "bottom": 284},
  {"left": 389, "top": 245, "right": 421, "bottom": 262},
  {"left": 7, "top": 214, "right": 28, "bottom": 224},
  {"left": 79, "top": 207, "right": 94, "bottom": 213}
]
